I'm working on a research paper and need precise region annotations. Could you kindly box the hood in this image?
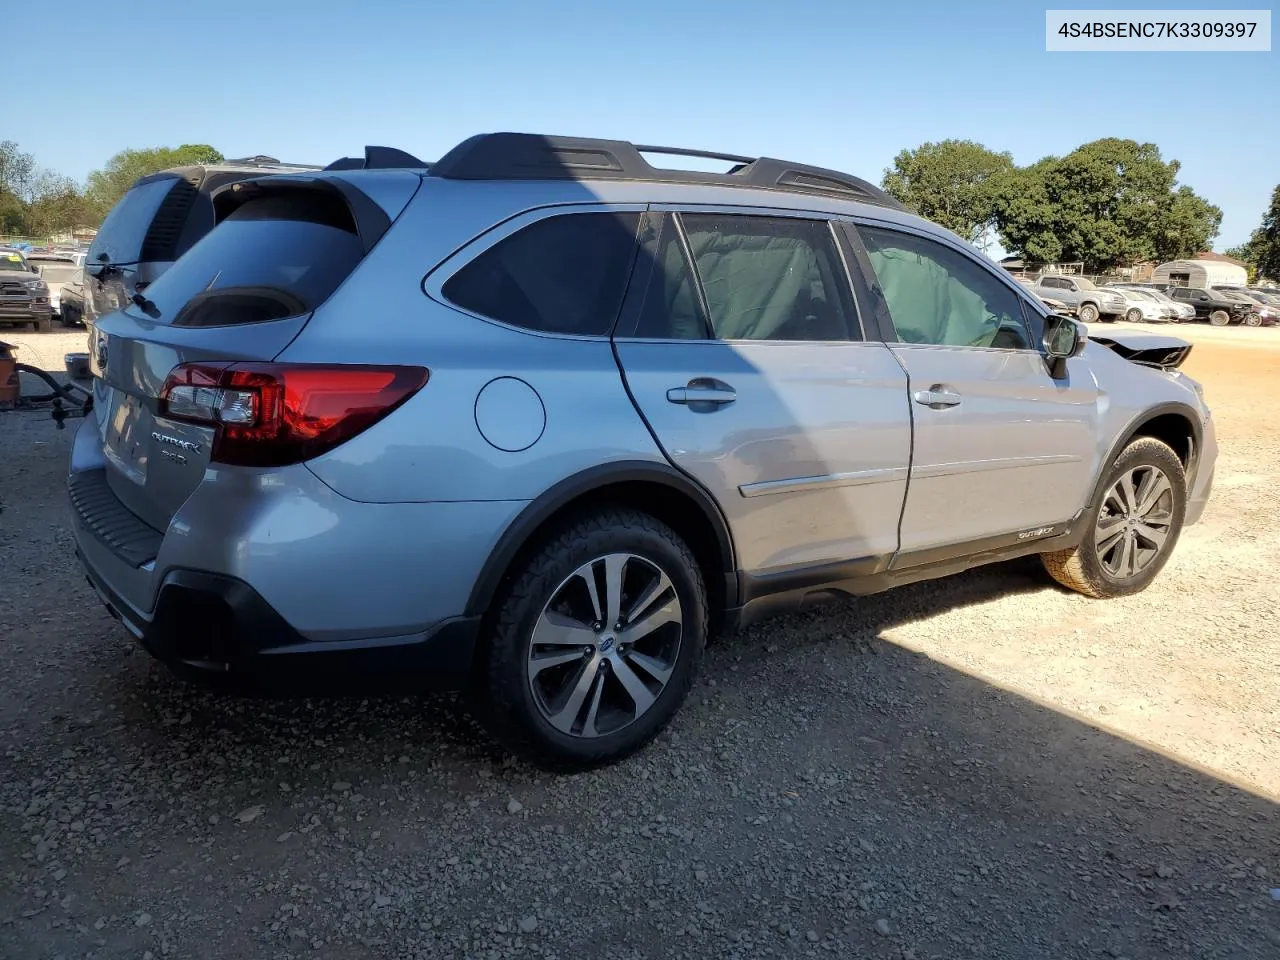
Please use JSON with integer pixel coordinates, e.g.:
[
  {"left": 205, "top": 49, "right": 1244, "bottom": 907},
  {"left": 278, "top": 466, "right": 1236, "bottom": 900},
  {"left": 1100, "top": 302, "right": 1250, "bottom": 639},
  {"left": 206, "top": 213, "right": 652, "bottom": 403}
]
[{"left": 1089, "top": 330, "right": 1192, "bottom": 370}]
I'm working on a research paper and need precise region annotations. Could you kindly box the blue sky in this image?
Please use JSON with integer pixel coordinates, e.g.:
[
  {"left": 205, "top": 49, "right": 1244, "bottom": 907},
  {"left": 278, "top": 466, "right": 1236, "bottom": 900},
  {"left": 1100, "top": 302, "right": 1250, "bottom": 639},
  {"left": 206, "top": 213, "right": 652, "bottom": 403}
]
[{"left": 10, "top": 0, "right": 1277, "bottom": 249}]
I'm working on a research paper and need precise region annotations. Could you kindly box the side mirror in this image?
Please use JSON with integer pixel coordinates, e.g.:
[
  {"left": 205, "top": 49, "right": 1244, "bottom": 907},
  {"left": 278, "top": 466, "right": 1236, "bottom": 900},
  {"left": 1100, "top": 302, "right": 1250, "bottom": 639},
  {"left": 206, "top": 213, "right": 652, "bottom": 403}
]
[
  {"left": 31, "top": 265, "right": 40, "bottom": 274},
  {"left": 1045, "top": 314, "right": 1086, "bottom": 379}
]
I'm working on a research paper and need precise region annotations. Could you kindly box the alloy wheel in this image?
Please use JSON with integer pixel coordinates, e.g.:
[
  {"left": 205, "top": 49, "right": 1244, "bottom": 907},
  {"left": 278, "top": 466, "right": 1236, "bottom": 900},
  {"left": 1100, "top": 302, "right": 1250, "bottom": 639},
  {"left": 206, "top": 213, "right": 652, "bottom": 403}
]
[
  {"left": 527, "top": 553, "right": 682, "bottom": 738},
  {"left": 1095, "top": 465, "right": 1175, "bottom": 579}
]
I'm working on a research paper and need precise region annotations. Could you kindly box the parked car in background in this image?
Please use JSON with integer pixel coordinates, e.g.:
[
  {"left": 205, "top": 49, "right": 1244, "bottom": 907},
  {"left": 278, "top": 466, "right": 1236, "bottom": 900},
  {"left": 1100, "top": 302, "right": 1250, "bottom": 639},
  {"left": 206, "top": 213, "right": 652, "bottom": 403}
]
[
  {"left": 1032, "top": 275, "right": 1128, "bottom": 323},
  {"left": 1014, "top": 276, "right": 1073, "bottom": 315},
  {"left": 1109, "top": 287, "right": 1174, "bottom": 323},
  {"left": 1209, "top": 288, "right": 1269, "bottom": 327},
  {"left": 57, "top": 267, "right": 87, "bottom": 326},
  {"left": 73, "top": 132, "right": 1216, "bottom": 769},
  {"left": 0, "top": 247, "right": 54, "bottom": 332},
  {"left": 27, "top": 253, "right": 81, "bottom": 322},
  {"left": 1167, "top": 286, "right": 1256, "bottom": 326},
  {"left": 83, "top": 154, "right": 322, "bottom": 328},
  {"left": 1108, "top": 284, "right": 1196, "bottom": 322},
  {"left": 1215, "top": 286, "right": 1280, "bottom": 323}
]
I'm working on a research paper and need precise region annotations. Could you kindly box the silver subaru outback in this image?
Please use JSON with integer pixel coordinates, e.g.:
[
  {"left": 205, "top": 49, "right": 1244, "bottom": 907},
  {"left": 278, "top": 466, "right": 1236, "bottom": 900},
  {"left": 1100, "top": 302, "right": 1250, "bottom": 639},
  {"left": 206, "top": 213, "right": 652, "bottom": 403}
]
[{"left": 71, "top": 134, "right": 1216, "bottom": 770}]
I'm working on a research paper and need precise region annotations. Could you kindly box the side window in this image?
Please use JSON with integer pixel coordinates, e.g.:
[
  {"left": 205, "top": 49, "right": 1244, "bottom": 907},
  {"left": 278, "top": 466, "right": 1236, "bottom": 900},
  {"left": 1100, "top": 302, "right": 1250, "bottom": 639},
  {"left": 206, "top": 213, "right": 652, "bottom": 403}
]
[
  {"left": 443, "top": 212, "right": 641, "bottom": 336},
  {"left": 629, "top": 214, "right": 710, "bottom": 340},
  {"left": 1044, "top": 277, "right": 1066, "bottom": 290},
  {"left": 679, "top": 214, "right": 856, "bottom": 342},
  {"left": 857, "top": 225, "right": 1032, "bottom": 349}
]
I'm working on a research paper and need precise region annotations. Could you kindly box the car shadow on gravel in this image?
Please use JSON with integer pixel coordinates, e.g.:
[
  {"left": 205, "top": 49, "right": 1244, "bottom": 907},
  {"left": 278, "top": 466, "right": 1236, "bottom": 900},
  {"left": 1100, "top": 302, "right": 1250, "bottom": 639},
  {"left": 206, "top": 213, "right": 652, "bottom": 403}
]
[{"left": 6, "top": 480, "right": 1278, "bottom": 960}]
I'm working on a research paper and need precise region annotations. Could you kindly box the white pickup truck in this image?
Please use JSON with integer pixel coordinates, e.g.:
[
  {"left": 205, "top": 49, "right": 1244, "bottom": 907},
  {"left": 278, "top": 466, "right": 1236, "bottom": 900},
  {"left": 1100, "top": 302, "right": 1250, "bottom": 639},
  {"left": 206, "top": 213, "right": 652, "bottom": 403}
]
[{"left": 1032, "top": 275, "right": 1128, "bottom": 323}]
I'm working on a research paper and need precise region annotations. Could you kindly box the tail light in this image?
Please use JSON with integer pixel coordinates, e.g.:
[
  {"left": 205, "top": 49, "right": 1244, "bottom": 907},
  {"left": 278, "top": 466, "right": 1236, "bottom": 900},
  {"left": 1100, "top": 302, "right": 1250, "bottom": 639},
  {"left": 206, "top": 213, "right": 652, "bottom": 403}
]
[{"left": 159, "top": 362, "right": 428, "bottom": 467}]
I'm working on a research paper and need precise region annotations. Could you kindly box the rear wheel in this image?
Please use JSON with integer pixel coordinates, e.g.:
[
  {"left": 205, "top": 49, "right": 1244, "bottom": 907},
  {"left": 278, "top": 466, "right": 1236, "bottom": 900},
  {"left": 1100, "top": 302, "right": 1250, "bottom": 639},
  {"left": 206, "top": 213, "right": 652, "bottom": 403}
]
[
  {"left": 1041, "top": 437, "right": 1186, "bottom": 599},
  {"left": 1078, "top": 303, "right": 1099, "bottom": 324},
  {"left": 475, "top": 508, "right": 707, "bottom": 771},
  {"left": 1209, "top": 309, "right": 1230, "bottom": 326}
]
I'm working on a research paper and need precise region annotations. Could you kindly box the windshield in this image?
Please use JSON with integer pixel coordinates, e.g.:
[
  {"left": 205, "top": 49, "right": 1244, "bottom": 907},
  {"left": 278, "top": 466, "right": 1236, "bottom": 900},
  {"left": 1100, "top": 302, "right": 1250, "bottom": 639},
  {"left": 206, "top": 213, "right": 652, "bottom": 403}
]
[
  {"left": 34, "top": 263, "right": 77, "bottom": 283},
  {"left": 0, "top": 252, "right": 29, "bottom": 272}
]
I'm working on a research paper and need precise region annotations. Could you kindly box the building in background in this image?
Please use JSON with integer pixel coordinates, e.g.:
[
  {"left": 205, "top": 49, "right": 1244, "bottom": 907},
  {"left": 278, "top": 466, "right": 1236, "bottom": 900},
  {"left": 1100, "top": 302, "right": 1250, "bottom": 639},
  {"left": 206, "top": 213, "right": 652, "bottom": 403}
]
[{"left": 1152, "top": 252, "right": 1249, "bottom": 289}]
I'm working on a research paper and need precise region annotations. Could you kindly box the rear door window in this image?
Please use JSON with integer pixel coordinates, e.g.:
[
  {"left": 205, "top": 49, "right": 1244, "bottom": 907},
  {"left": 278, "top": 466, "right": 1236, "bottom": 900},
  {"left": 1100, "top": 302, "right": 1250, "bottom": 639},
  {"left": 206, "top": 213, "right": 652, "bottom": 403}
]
[
  {"left": 87, "top": 176, "right": 182, "bottom": 267},
  {"left": 679, "top": 214, "right": 856, "bottom": 342},
  {"left": 126, "top": 192, "right": 365, "bottom": 327},
  {"left": 443, "top": 212, "right": 641, "bottom": 336}
]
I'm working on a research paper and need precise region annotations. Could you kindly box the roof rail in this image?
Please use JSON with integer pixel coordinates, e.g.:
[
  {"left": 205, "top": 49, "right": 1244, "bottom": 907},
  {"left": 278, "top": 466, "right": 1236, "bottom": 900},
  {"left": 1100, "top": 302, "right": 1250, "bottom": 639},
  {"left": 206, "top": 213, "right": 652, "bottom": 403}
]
[
  {"left": 427, "top": 133, "right": 905, "bottom": 210},
  {"left": 224, "top": 154, "right": 323, "bottom": 169},
  {"left": 323, "top": 146, "right": 430, "bottom": 172}
]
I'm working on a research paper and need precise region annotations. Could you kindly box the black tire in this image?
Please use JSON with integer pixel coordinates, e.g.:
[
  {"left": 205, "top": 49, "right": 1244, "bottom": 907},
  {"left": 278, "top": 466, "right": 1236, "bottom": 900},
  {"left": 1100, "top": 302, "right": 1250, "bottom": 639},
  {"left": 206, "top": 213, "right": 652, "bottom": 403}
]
[
  {"left": 1208, "top": 309, "right": 1230, "bottom": 327},
  {"left": 1125, "top": 307, "right": 1143, "bottom": 323},
  {"left": 1041, "top": 437, "right": 1186, "bottom": 599},
  {"left": 34, "top": 316, "right": 54, "bottom": 334},
  {"left": 1243, "top": 312, "right": 1262, "bottom": 327},
  {"left": 1077, "top": 303, "right": 1100, "bottom": 324},
  {"left": 475, "top": 508, "right": 707, "bottom": 771}
]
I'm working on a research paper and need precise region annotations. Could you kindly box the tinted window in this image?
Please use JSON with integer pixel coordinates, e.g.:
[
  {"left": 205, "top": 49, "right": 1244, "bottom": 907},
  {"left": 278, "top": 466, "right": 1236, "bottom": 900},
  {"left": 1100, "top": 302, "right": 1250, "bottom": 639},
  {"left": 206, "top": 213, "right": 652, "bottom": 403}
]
[
  {"left": 443, "top": 213, "right": 640, "bottom": 336},
  {"left": 859, "top": 226, "right": 1031, "bottom": 349},
  {"left": 87, "top": 176, "right": 182, "bottom": 267},
  {"left": 630, "top": 214, "right": 709, "bottom": 339},
  {"left": 127, "top": 193, "right": 365, "bottom": 327},
  {"left": 679, "top": 214, "right": 855, "bottom": 341},
  {"left": 1041, "top": 277, "right": 1066, "bottom": 290}
]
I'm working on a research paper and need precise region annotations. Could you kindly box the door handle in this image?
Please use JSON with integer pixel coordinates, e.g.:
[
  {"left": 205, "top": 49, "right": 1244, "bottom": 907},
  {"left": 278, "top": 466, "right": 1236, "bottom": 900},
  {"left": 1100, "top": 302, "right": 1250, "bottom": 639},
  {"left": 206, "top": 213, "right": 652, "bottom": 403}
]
[
  {"left": 667, "top": 379, "right": 737, "bottom": 407},
  {"left": 912, "top": 385, "right": 962, "bottom": 409}
]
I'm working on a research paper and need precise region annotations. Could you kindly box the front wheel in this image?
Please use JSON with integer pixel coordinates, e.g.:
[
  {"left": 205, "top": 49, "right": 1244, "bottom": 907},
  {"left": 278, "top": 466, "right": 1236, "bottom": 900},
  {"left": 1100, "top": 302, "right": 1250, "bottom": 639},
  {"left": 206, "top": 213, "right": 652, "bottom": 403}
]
[
  {"left": 1041, "top": 437, "right": 1186, "bottom": 599},
  {"left": 1078, "top": 303, "right": 1100, "bottom": 324},
  {"left": 1208, "top": 309, "right": 1230, "bottom": 326},
  {"left": 1243, "top": 312, "right": 1262, "bottom": 327},
  {"left": 1125, "top": 307, "right": 1143, "bottom": 323},
  {"left": 475, "top": 508, "right": 707, "bottom": 771}
]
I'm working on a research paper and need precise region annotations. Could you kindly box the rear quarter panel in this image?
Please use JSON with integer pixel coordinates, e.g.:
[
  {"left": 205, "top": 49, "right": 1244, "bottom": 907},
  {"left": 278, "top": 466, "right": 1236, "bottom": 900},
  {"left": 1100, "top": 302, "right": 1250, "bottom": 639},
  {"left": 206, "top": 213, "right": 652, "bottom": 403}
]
[{"left": 280, "top": 180, "right": 668, "bottom": 503}]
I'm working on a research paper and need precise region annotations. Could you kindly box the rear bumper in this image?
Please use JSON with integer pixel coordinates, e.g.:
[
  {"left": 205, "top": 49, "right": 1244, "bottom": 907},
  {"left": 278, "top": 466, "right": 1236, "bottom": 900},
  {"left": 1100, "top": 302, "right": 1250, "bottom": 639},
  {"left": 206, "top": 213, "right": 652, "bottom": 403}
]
[{"left": 78, "top": 548, "right": 481, "bottom": 692}]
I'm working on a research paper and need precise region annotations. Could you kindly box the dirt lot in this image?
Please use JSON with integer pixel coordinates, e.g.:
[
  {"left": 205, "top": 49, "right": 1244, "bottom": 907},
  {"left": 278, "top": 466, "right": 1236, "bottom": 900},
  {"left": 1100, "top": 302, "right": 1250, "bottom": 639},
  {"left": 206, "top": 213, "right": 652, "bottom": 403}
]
[{"left": 2, "top": 325, "right": 1278, "bottom": 960}]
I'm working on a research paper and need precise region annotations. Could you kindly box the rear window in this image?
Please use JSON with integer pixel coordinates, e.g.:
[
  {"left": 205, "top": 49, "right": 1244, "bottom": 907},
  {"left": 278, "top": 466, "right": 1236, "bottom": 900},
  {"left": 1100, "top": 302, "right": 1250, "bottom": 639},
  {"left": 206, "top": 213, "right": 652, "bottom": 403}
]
[
  {"left": 442, "top": 212, "right": 641, "bottom": 336},
  {"left": 127, "top": 193, "right": 364, "bottom": 327},
  {"left": 87, "top": 176, "right": 182, "bottom": 267},
  {"left": 35, "top": 263, "right": 78, "bottom": 284}
]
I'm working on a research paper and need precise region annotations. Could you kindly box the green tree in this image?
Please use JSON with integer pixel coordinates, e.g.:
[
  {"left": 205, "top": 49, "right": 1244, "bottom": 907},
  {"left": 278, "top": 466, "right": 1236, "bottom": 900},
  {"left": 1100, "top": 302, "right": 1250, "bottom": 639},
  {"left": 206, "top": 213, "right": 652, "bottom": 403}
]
[
  {"left": 85, "top": 144, "right": 223, "bottom": 217},
  {"left": 27, "top": 177, "right": 94, "bottom": 236},
  {"left": 1240, "top": 185, "right": 1280, "bottom": 283},
  {"left": 0, "top": 140, "right": 37, "bottom": 202},
  {"left": 994, "top": 138, "right": 1221, "bottom": 273},
  {"left": 881, "top": 140, "right": 1014, "bottom": 245}
]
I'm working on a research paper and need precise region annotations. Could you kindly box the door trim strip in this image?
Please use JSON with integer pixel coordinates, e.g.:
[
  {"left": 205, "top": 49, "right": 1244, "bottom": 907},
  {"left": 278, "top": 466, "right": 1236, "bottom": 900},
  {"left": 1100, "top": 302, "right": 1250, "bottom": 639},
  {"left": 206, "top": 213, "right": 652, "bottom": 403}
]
[
  {"left": 739, "top": 466, "right": 909, "bottom": 498},
  {"left": 910, "top": 454, "right": 1081, "bottom": 480}
]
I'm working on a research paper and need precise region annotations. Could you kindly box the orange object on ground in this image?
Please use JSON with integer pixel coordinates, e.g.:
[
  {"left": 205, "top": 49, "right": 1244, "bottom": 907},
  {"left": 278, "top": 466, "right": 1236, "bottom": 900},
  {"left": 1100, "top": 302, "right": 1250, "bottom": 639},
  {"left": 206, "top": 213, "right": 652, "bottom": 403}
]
[{"left": 0, "top": 341, "right": 18, "bottom": 408}]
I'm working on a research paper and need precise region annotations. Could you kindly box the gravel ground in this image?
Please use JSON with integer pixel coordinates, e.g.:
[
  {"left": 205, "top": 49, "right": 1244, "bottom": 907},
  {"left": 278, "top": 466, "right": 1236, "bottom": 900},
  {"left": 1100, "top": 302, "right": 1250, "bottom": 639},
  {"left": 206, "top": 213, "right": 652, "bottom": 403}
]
[{"left": 2, "top": 326, "right": 1278, "bottom": 960}]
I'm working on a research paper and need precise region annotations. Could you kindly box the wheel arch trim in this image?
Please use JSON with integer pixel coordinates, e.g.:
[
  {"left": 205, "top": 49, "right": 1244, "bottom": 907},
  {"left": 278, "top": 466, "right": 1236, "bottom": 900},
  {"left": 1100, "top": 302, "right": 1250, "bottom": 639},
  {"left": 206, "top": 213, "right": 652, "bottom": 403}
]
[
  {"left": 464, "top": 460, "right": 737, "bottom": 618},
  {"left": 1087, "top": 401, "right": 1202, "bottom": 511}
]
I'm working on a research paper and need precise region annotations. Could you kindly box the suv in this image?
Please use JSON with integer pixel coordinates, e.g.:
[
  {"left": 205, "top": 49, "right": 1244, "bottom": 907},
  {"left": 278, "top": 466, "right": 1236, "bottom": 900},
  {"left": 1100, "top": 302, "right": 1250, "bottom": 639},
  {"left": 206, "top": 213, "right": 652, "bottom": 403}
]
[
  {"left": 72, "top": 133, "right": 1217, "bottom": 770},
  {"left": 1166, "top": 286, "right": 1256, "bottom": 326},
  {"left": 82, "top": 155, "right": 323, "bottom": 328},
  {"left": 0, "top": 247, "right": 54, "bottom": 331},
  {"left": 1032, "top": 275, "right": 1128, "bottom": 323},
  {"left": 27, "top": 253, "right": 81, "bottom": 322}
]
